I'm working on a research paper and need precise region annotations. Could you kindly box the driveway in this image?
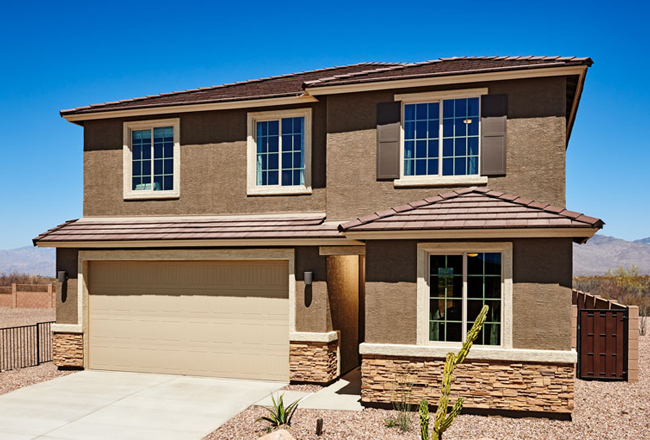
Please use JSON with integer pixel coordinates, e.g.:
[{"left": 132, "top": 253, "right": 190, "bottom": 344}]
[{"left": 0, "top": 370, "right": 285, "bottom": 440}]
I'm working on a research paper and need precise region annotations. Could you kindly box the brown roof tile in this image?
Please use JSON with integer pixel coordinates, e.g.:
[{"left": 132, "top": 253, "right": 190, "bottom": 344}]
[
  {"left": 61, "top": 56, "right": 591, "bottom": 117},
  {"left": 33, "top": 214, "right": 345, "bottom": 244},
  {"left": 338, "top": 188, "right": 604, "bottom": 234},
  {"left": 304, "top": 56, "right": 592, "bottom": 88}
]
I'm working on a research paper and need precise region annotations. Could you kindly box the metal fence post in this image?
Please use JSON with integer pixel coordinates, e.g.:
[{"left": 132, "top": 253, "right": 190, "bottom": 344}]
[{"left": 36, "top": 322, "right": 41, "bottom": 365}]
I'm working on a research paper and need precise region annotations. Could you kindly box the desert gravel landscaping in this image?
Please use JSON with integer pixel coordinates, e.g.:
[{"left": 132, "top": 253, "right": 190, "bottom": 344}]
[{"left": 206, "top": 335, "right": 649, "bottom": 440}]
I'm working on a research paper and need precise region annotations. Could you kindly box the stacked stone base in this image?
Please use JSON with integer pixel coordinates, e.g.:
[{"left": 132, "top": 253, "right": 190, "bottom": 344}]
[
  {"left": 289, "top": 340, "right": 338, "bottom": 384},
  {"left": 53, "top": 332, "right": 84, "bottom": 368},
  {"left": 362, "top": 355, "right": 574, "bottom": 414}
]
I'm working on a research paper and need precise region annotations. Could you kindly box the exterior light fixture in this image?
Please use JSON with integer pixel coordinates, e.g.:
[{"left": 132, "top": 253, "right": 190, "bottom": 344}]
[
  {"left": 304, "top": 271, "right": 313, "bottom": 285},
  {"left": 57, "top": 271, "right": 68, "bottom": 283},
  {"left": 467, "top": 253, "right": 479, "bottom": 257}
]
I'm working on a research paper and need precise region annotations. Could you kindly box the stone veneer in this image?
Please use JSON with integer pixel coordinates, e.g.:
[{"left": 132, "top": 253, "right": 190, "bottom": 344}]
[
  {"left": 290, "top": 340, "right": 338, "bottom": 384},
  {"left": 362, "top": 355, "right": 575, "bottom": 414},
  {"left": 53, "top": 332, "right": 84, "bottom": 368}
]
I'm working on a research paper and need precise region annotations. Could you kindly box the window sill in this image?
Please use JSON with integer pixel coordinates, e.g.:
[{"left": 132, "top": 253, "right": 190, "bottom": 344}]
[
  {"left": 394, "top": 175, "right": 488, "bottom": 188},
  {"left": 359, "top": 343, "right": 577, "bottom": 364},
  {"left": 247, "top": 186, "right": 312, "bottom": 196},
  {"left": 124, "top": 190, "right": 180, "bottom": 200}
]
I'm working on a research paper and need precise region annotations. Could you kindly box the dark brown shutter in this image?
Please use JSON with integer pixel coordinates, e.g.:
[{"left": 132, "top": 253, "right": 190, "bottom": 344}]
[
  {"left": 481, "top": 94, "right": 508, "bottom": 176},
  {"left": 376, "top": 101, "right": 401, "bottom": 180}
]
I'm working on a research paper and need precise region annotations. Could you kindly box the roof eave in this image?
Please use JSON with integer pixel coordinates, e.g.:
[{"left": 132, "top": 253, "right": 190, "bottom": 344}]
[{"left": 59, "top": 93, "right": 318, "bottom": 124}]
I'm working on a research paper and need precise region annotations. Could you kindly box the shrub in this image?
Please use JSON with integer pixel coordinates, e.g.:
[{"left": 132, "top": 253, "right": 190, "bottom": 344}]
[{"left": 257, "top": 393, "right": 300, "bottom": 428}]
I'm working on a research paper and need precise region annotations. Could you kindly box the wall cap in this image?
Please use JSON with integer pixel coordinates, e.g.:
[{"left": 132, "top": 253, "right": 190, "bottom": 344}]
[
  {"left": 360, "top": 343, "right": 577, "bottom": 364},
  {"left": 290, "top": 331, "right": 338, "bottom": 343}
]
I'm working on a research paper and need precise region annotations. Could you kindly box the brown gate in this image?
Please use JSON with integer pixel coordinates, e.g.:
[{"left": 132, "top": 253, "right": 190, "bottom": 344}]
[{"left": 577, "top": 308, "right": 628, "bottom": 381}]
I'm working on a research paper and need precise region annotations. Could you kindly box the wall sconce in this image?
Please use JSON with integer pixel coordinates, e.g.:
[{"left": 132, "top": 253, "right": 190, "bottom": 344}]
[
  {"left": 57, "top": 271, "right": 68, "bottom": 283},
  {"left": 304, "top": 271, "right": 313, "bottom": 285}
]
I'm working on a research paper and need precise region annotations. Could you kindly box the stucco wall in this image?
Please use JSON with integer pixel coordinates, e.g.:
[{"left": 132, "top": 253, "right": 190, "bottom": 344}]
[
  {"left": 83, "top": 101, "right": 327, "bottom": 217},
  {"left": 295, "top": 247, "right": 332, "bottom": 332},
  {"left": 82, "top": 77, "right": 567, "bottom": 221},
  {"left": 364, "top": 238, "right": 573, "bottom": 350},
  {"left": 326, "top": 77, "right": 567, "bottom": 221},
  {"left": 327, "top": 255, "right": 360, "bottom": 373},
  {"left": 55, "top": 248, "right": 79, "bottom": 325}
]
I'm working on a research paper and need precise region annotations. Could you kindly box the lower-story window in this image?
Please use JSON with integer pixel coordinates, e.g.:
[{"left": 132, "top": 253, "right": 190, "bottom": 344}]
[{"left": 429, "top": 252, "right": 502, "bottom": 345}]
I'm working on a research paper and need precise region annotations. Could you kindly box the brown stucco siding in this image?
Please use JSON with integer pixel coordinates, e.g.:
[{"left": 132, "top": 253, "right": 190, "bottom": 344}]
[
  {"left": 365, "top": 240, "right": 417, "bottom": 344},
  {"left": 295, "top": 247, "right": 332, "bottom": 333},
  {"left": 55, "top": 248, "right": 78, "bottom": 325},
  {"left": 512, "top": 238, "right": 573, "bottom": 350},
  {"left": 326, "top": 77, "right": 567, "bottom": 221},
  {"left": 83, "top": 101, "right": 327, "bottom": 217},
  {"left": 364, "top": 238, "right": 573, "bottom": 351}
]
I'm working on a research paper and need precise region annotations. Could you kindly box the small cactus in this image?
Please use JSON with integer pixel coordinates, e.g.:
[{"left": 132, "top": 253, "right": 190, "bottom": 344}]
[
  {"left": 420, "top": 304, "right": 489, "bottom": 440},
  {"left": 419, "top": 399, "right": 430, "bottom": 440}
]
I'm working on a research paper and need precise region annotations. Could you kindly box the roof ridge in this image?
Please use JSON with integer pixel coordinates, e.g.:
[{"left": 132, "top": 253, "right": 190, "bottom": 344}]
[
  {"left": 339, "top": 188, "right": 604, "bottom": 231},
  {"left": 60, "top": 62, "right": 404, "bottom": 114}
]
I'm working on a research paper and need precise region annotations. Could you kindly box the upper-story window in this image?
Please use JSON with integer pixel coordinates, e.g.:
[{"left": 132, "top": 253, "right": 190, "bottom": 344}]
[
  {"left": 247, "top": 109, "right": 312, "bottom": 195},
  {"left": 395, "top": 89, "right": 488, "bottom": 187},
  {"left": 123, "top": 118, "right": 180, "bottom": 200}
]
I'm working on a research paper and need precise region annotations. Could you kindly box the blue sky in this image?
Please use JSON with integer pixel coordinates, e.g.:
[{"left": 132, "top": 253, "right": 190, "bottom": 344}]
[{"left": 0, "top": 0, "right": 648, "bottom": 249}]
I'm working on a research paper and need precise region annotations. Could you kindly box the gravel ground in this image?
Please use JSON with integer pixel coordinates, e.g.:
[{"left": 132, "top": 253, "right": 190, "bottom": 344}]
[
  {"left": 0, "top": 363, "right": 74, "bottom": 396},
  {"left": 0, "top": 308, "right": 55, "bottom": 328},
  {"left": 206, "top": 336, "right": 649, "bottom": 440},
  {"left": 281, "top": 384, "right": 324, "bottom": 393}
]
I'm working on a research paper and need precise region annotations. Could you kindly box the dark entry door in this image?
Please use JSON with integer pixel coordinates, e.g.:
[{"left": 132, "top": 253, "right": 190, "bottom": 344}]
[{"left": 578, "top": 309, "right": 628, "bottom": 381}]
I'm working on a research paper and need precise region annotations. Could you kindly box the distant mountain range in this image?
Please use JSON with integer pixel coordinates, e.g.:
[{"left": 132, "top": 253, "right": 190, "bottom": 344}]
[
  {"left": 0, "top": 246, "right": 55, "bottom": 277},
  {"left": 574, "top": 235, "right": 650, "bottom": 276},
  {"left": 0, "top": 235, "right": 648, "bottom": 277}
]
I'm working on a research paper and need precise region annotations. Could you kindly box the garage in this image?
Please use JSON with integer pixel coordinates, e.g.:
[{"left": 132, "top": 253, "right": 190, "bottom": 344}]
[{"left": 88, "top": 260, "right": 289, "bottom": 381}]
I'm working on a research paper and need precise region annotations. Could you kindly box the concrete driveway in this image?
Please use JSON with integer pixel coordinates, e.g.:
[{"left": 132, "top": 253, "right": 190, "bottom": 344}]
[{"left": 0, "top": 370, "right": 285, "bottom": 440}]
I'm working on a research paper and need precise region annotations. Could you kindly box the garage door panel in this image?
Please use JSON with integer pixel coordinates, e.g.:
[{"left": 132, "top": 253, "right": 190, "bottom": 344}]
[{"left": 89, "top": 260, "right": 290, "bottom": 380}]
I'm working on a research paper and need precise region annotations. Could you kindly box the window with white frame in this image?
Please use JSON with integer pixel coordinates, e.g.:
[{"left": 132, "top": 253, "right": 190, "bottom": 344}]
[
  {"left": 396, "top": 89, "right": 488, "bottom": 186},
  {"left": 428, "top": 252, "right": 502, "bottom": 346},
  {"left": 417, "top": 242, "right": 512, "bottom": 348},
  {"left": 247, "top": 109, "right": 312, "bottom": 195},
  {"left": 123, "top": 119, "right": 180, "bottom": 199}
]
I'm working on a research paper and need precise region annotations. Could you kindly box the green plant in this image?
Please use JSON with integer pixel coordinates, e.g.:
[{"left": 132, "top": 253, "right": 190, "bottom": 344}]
[
  {"left": 385, "top": 374, "right": 413, "bottom": 432},
  {"left": 257, "top": 393, "right": 300, "bottom": 428},
  {"left": 419, "top": 304, "right": 489, "bottom": 440}
]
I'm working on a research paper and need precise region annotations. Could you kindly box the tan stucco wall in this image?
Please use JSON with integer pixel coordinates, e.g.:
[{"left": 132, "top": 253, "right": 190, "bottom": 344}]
[
  {"left": 327, "top": 255, "right": 360, "bottom": 373},
  {"left": 83, "top": 101, "right": 327, "bottom": 217},
  {"left": 326, "top": 77, "right": 567, "bottom": 221},
  {"left": 295, "top": 247, "right": 332, "bottom": 332},
  {"left": 55, "top": 248, "right": 78, "bottom": 325},
  {"left": 364, "top": 238, "right": 573, "bottom": 350},
  {"left": 82, "top": 76, "right": 568, "bottom": 221}
]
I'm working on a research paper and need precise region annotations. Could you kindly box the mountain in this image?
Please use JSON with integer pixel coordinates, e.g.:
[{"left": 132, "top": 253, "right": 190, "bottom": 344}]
[
  {"left": 0, "top": 246, "right": 55, "bottom": 277},
  {"left": 574, "top": 235, "right": 650, "bottom": 276}
]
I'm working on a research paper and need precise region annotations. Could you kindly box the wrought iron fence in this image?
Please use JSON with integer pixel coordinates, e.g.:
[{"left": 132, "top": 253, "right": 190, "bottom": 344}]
[{"left": 0, "top": 321, "right": 54, "bottom": 371}]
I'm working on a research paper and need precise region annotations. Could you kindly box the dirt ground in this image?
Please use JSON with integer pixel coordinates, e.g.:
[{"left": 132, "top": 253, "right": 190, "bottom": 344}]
[{"left": 0, "top": 308, "right": 55, "bottom": 328}]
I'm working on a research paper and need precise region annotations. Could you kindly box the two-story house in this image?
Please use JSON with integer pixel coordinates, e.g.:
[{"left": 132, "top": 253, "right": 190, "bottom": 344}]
[{"left": 35, "top": 56, "right": 602, "bottom": 417}]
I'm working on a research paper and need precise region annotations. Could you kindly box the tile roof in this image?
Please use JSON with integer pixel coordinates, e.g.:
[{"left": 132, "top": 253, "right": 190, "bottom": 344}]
[
  {"left": 60, "top": 56, "right": 591, "bottom": 116},
  {"left": 339, "top": 188, "right": 604, "bottom": 233},
  {"left": 33, "top": 214, "right": 344, "bottom": 244},
  {"left": 60, "top": 62, "right": 401, "bottom": 116},
  {"left": 304, "top": 56, "right": 592, "bottom": 88}
]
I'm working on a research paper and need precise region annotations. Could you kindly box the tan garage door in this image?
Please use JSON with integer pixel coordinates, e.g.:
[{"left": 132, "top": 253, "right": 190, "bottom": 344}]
[{"left": 88, "top": 260, "right": 289, "bottom": 381}]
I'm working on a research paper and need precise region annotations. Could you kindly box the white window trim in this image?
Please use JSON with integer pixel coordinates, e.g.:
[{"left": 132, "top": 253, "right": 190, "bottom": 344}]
[
  {"left": 246, "top": 108, "right": 312, "bottom": 196},
  {"left": 394, "top": 88, "right": 489, "bottom": 187},
  {"left": 122, "top": 118, "right": 181, "bottom": 200},
  {"left": 416, "top": 242, "right": 513, "bottom": 349}
]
